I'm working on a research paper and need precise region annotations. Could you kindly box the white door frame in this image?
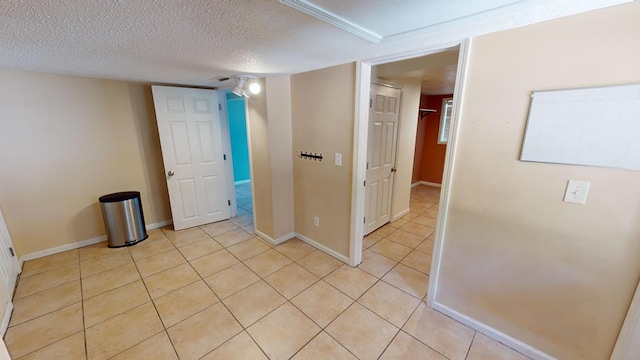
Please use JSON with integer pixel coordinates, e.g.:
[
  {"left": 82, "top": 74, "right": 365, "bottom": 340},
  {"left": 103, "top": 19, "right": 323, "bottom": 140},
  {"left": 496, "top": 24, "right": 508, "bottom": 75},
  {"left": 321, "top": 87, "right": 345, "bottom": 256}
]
[
  {"left": 349, "top": 38, "right": 472, "bottom": 309},
  {"left": 217, "top": 92, "right": 238, "bottom": 219},
  {"left": 611, "top": 279, "right": 640, "bottom": 359},
  {"left": 0, "top": 205, "right": 20, "bottom": 335}
]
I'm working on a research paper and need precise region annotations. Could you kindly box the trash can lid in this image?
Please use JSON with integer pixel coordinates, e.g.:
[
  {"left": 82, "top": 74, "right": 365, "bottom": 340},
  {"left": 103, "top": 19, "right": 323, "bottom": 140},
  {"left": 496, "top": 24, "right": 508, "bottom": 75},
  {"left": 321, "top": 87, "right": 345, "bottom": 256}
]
[{"left": 99, "top": 191, "right": 141, "bottom": 203}]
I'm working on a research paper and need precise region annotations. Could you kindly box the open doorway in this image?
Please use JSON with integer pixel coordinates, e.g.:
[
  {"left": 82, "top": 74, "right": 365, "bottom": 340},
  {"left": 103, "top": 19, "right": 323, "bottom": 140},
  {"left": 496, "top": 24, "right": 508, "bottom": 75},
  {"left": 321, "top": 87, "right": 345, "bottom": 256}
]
[
  {"left": 352, "top": 42, "right": 470, "bottom": 305},
  {"left": 225, "top": 92, "right": 254, "bottom": 233}
]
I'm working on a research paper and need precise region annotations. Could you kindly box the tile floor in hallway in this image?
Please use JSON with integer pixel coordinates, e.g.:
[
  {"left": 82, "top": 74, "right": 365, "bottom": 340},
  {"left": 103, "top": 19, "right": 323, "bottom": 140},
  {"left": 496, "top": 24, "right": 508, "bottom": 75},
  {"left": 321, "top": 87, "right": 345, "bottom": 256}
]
[{"left": 4, "top": 185, "right": 530, "bottom": 360}]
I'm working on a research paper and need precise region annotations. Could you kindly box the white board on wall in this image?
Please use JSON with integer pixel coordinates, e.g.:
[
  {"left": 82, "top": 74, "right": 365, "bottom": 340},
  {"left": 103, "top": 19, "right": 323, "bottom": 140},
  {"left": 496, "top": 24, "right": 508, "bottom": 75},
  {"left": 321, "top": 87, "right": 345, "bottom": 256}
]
[{"left": 520, "top": 83, "right": 640, "bottom": 170}]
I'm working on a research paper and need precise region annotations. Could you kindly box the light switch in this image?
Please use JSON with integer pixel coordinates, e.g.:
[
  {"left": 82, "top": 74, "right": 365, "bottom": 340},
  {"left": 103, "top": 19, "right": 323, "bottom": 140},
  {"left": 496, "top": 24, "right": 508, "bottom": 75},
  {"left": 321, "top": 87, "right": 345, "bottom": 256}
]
[
  {"left": 335, "top": 153, "right": 342, "bottom": 166},
  {"left": 564, "top": 180, "right": 590, "bottom": 204}
]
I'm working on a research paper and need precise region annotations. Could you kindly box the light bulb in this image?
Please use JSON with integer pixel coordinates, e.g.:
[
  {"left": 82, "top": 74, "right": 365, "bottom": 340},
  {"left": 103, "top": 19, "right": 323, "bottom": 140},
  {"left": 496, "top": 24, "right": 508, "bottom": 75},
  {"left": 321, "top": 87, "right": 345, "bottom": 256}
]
[{"left": 248, "top": 81, "right": 261, "bottom": 95}]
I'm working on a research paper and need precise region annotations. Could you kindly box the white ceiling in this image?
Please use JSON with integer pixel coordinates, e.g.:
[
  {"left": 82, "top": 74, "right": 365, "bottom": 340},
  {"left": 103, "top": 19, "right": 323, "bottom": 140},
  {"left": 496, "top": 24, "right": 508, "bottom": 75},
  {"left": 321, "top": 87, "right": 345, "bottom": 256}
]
[
  {"left": 280, "top": 0, "right": 527, "bottom": 43},
  {"left": 0, "top": 0, "right": 631, "bottom": 87}
]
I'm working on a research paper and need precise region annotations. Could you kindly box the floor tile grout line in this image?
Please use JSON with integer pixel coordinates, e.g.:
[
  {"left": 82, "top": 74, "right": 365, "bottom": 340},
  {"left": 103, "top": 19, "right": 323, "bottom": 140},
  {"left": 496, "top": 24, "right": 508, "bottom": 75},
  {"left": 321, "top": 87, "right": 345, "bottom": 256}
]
[
  {"left": 374, "top": 327, "right": 402, "bottom": 360},
  {"left": 465, "top": 331, "right": 478, "bottom": 360},
  {"left": 10, "top": 329, "right": 85, "bottom": 360},
  {"left": 118, "top": 245, "right": 181, "bottom": 360},
  {"left": 6, "top": 250, "right": 85, "bottom": 358},
  {"left": 320, "top": 299, "right": 399, "bottom": 359},
  {"left": 76, "top": 248, "right": 89, "bottom": 360},
  {"left": 8, "top": 280, "right": 83, "bottom": 325},
  {"left": 402, "top": 302, "right": 474, "bottom": 360},
  {"left": 12, "top": 267, "right": 81, "bottom": 301},
  {"left": 5, "top": 302, "right": 84, "bottom": 358}
]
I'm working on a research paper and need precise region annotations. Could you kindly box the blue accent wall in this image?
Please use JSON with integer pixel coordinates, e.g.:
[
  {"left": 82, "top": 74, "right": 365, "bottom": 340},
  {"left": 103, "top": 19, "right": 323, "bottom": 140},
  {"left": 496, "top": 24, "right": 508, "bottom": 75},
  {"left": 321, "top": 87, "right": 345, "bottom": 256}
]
[{"left": 226, "top": 96, "right": 251, "bottom": 182}]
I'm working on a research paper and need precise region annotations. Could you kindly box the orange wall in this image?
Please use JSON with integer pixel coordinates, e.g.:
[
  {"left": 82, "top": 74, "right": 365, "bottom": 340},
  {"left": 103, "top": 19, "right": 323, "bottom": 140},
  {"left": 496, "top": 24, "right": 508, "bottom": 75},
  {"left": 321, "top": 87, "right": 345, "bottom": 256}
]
[{"left": 412, "top": 94, "right": 451, "bottom": 184}]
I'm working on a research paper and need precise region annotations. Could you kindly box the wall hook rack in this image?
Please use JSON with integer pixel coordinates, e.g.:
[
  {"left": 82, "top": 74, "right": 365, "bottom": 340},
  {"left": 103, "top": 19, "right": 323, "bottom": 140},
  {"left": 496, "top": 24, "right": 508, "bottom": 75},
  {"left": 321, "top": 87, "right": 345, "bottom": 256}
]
[{"left": 299, "top": 151, "right": 323, "bottom": 161}]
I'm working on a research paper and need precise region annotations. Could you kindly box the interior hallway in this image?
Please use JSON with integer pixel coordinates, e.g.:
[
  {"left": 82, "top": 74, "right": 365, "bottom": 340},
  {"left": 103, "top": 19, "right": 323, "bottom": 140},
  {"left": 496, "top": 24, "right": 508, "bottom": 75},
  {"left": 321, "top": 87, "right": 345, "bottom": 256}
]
[{"left": 4, "top": 185, "right": 530, "bottom": 359}]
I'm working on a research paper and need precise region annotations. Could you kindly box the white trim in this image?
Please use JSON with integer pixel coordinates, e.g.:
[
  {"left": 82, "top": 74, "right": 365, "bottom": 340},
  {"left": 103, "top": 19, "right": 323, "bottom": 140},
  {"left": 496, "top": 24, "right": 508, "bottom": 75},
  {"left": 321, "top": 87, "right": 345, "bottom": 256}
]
[
  {"left": 19, "top": 220, "right": 173, "bottom": 262},
  {"left": 295, "top": 233, "right": 350, "bottom": 264},
  {"left": 147, "top": 220, "right": 173, "bottom": 229},
  {"left": 0, "top": 302, "right": 12, "bottom": 336},
  {"left": 278, "top": 0, "right": 382, "bottom": 43},
  {"left": 242, "top": 96, "right": 259, "bottom": 238},
  {"left": 412, "top": 181, "right": 442, "bottom": 188},
  {"left": 278, "top": 0, "right": 630, "bottom": 45},
  {"left": 611, "top": 279, "right": 640, "bottom": 359},
  {"left": 234, "top": 179, "right": 251, "bottom": 185},
  {"left": 390, "top": 208, "right": 410, "bottom": 222},
  {"left": 218, "top": 91, "right": 238, "bottom": 219},
  {"left": 348, "top": 61, "right": 371, "bottom": 267},
  {"left": 432, "top": 301, "right": 556, "bottom": 360},
  {"left": 427, "top": 37, "right": 472, "bottom": 307},
  {"left": 254, "top": 230, "right": 294, "bottom": 246},
  {"left": 21, "top": 235, "right": 107, "bottom": 263}
]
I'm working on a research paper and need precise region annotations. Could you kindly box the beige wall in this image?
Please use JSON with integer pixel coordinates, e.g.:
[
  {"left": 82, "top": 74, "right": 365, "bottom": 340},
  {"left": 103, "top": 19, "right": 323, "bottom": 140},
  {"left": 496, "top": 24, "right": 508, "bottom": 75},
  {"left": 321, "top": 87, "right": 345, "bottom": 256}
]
[
  {"left": 0, "top": 70, "right": 171, "bottom": 256},
  {"left": 291, "top": 63, "right": 355, "bottom": 257},
  {"left": 438, "top": 2, "right": 640, "bottom": 359},
  {"left": 389, "top": 77, "right": 421, "bottom": 220},
  {"left": 246, "top": 78, "right": 275, "bottom": 239},
  {"left": 265, "top": 76, "right": 295, "bottom": 239}
]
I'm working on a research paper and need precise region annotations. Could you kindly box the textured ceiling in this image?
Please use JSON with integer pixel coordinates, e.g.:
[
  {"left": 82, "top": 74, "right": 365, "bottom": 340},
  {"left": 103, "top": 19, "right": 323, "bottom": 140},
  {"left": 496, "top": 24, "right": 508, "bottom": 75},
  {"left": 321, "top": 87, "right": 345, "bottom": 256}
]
[{"left": 0, "top": 0, "right": 631, "bottom": 87}]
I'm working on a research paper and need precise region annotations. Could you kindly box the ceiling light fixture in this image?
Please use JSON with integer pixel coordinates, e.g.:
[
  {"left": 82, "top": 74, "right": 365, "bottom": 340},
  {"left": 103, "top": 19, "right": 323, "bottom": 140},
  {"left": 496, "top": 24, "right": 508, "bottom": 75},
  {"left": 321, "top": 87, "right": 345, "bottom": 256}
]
[
  {"left": 231, "top": 75, "right": 261, "bottom": 98},
  {"left": 231, "top": 77, "right": 247, "bottom": 97}
]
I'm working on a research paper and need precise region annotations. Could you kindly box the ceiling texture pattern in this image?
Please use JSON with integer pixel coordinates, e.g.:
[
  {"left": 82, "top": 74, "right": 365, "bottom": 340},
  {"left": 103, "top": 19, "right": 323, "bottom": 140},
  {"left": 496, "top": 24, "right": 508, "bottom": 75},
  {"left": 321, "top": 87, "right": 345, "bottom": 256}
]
[{"left": 0, "top": 0, "right": 631, "bottom": 86}]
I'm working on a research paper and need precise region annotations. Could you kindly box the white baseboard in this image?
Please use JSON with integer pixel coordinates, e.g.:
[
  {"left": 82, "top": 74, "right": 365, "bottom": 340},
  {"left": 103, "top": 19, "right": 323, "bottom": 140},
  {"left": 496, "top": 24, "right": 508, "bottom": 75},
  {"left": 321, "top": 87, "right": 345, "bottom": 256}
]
[
  {"left": 294, "top": 233, "right": 350, "bottom": 264},
  {"left": 0, "top": 302, "right": 13, "bottom": 336},
  {"left": 234, "top": 179, "right": 251, "bottom": 185},
  {"left": 19, "top": 219, "right": 173, "bottom": 263},
  {"left": 431, "top": 301, "right": 555, "bottom": 360},
  {"left": 273, "top": 232, "right": 295, "bottom": 245},
  {"left": 391, "top": 208, "right": 410, "bottom": 222},
  {"left": 412, "top": 181, "right": 442, "bottom": 188},
  {"left": 254, "top": 230, "right": 294, "bottom": 245}
]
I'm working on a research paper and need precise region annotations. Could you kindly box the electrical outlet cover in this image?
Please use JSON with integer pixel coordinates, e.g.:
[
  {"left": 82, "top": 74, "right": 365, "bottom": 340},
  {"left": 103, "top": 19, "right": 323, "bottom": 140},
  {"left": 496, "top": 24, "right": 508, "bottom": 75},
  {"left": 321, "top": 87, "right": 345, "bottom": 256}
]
[{"left": 564, "top": 180, "right": 590, "bottom": 204}]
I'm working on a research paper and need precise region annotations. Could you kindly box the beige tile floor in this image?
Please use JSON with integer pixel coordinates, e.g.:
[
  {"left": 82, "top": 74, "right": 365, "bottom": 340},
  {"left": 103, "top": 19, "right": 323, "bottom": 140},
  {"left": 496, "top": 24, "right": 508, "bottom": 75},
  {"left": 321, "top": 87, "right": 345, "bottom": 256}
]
[{"left": 5, "top": 185, "right": 531, "bottom": 360}]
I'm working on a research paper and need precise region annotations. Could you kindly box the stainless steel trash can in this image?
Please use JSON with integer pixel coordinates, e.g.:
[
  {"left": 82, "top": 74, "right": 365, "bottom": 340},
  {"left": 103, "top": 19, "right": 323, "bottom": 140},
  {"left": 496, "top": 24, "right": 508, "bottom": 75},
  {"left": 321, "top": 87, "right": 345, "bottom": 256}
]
[{"left": 99, "top": 191, "right": 148, "bottom": 248}]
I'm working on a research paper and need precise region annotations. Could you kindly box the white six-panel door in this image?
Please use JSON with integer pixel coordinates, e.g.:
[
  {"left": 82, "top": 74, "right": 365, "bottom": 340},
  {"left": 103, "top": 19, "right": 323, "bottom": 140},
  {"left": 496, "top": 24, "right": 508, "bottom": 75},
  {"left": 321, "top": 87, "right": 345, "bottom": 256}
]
[
  {"left": 152, "top": 86, "right": 231, "bottom": 230},
  {"left": 0, "top": 205, "right": 19, "bottom": 335},
  {"left": 364, "top": 84, "right": 402, "bottom": 235}
]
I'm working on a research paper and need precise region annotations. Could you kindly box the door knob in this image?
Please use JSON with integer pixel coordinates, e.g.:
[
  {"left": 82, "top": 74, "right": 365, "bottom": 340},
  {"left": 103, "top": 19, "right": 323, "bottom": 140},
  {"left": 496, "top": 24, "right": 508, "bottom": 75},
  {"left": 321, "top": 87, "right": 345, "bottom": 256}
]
[
  {"left": 167, "top": 170, "right": 175, "bottom": 177},
  {"left": 391, "top": 167, "right": 397, "bottom": 173}
]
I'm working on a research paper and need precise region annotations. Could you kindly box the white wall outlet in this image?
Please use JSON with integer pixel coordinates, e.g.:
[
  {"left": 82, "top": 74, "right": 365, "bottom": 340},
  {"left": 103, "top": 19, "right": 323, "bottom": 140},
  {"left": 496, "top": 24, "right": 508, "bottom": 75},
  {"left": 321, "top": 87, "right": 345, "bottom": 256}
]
[
  {"left": 334, "top": 153, "right": 342, "bottom": 166},
  {"left": 313, "top": 216, "right": 320, "bottom": 227},
  {"left": 564, "top": 180, "right": 590, "bottom": 204}
]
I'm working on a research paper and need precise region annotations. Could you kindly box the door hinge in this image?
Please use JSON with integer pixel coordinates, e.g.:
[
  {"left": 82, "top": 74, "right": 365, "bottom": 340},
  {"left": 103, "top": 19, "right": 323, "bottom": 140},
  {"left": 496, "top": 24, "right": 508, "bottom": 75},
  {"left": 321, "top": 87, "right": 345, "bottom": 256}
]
[
  {"left": 363, "top": 180, "right": 366, "bottom": 186},
  {"left": 227, "top": 200, "right": 231, "bottom": 206},
  {"left": 366, "top": 162, "right": 369, "bottom": 170},
  {"left": 223, "top": 154, "right": 227, "bottom": 160},
  {"left": 8, "top": 247, "right": 14, "bottom": 257},
  {"left": 369, "top": 98, "right": 372, "bottom": 108},
  {"left": 218, "top": 103, "right": 222, "bottom": 111},
  {"left": 363, "top": 217, "right": 366, "bottom": 224}
]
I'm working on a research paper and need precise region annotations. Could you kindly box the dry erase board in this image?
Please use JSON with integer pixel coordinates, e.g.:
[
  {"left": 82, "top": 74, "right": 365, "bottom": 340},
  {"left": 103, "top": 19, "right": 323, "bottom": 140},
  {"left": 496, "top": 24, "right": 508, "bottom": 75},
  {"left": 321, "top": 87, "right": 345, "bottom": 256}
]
[{"left": 520, "top": 83, "right": 640, "bottom": 170}]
